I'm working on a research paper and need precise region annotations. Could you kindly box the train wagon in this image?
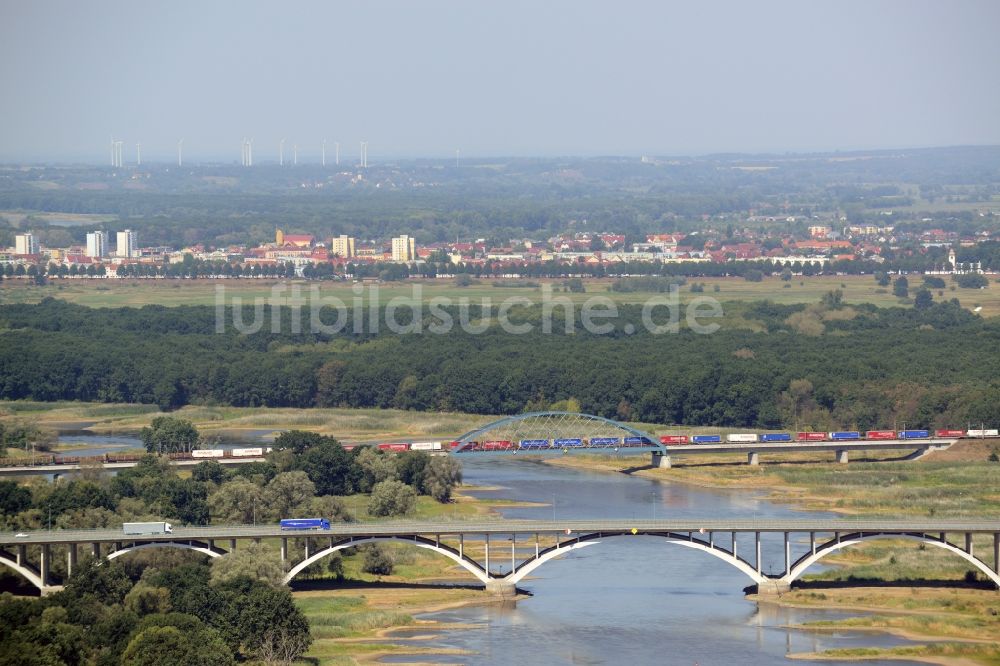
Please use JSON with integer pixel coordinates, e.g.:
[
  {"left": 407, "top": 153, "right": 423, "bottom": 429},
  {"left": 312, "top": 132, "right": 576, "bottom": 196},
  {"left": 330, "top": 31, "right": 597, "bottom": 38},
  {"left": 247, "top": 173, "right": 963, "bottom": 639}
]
[
  {"left": 192, "top": 449, "right": 225, "bottom": 458},
  {"left": 690, "top": 435, "right": 722, "bottom": 444},
  {"left": 829, "top": 431, "right": 861, "bottom": 441},
  {"left": 378, "top": 443, "right": 411, "bottom": 452},
  {"left": 623, "top": 436, "right": 651, "bottom": 447},
  {"left": 589, "top": 437, "right": 620, "bottom": 448},
  {"left": 726, "top": 433, "right": 759, "bottom": 443},
  {"left": 231, "top": 447, "right": 265, "bottom": 457},
  {"left": 935, "top": 429, "right": 965, "bottom": 437},
  {"left": 410, "top": 441, "right": 443, "bottom": 451},
  {"left": 797, "top": 432, "right": 826, "bottom": 441},
  {"left": 865, "top": 430, "right": 896, "bottom": 440},
  {"left": 659, "top": 435, "right": 688, "bottom": 445},
  {"left": 968, "top": 429, "right": 1000, "bottom": 438},
  {"left": 554, "top": 438, "right": 584, "bottom": 448},
  {"left": 760, "top": 433, "right": 792, "bottom": 442},
  {"left": 898, "top": 430, "right": 930, "bottom": 439},
  {"left": 481, "top": 440, "right": 514, "bottom": 451},
  {"left": 519, "top": 439, "right": 551, "bottom": 450}
]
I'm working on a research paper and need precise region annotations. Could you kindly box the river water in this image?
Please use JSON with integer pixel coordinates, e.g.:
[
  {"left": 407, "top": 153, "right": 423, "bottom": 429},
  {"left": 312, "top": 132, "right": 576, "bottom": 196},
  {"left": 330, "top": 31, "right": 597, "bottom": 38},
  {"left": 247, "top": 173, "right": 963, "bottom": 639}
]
[{"left": 382, "top": 457, "right": 923, "bottom": 666}]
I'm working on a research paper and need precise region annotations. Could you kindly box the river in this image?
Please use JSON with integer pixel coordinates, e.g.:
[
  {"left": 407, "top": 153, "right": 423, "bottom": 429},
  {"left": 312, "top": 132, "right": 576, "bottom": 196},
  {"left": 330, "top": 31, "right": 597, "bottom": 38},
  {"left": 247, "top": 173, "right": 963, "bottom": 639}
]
[
  {"left": 55, "top": 433, "right": 923, "bottom": 664},
  {"left": 382, "top": 457, "right": 924, "bottom": 665}
]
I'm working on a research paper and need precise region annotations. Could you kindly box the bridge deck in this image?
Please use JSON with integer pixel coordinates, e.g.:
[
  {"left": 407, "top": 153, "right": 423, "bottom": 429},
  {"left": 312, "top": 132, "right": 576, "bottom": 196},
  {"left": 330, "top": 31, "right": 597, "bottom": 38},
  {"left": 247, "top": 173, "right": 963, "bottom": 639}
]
[{"left": 3, "top": 518, "right": 998, "bottom": 546}]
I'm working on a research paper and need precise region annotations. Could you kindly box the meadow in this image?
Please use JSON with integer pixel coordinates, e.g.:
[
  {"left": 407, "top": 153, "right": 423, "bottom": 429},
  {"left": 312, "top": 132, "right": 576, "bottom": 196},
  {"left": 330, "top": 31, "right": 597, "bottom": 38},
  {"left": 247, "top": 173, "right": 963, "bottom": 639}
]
[{"left": 3, "top": 274, "right": 1000, "bottom": 315}]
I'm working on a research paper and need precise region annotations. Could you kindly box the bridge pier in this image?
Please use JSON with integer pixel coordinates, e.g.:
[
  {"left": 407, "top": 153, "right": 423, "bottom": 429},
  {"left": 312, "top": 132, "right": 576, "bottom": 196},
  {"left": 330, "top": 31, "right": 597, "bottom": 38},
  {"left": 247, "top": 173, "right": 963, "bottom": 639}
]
[
  {"left": 67, "top": 543, "right": 77, "bottom": 578},
  {"left": 756, "top": 579, "right": 792, "bottom": 596},
  {"left": 280, "top": 538, "right": 287, "bottom": 561},
  {"left": 835, "top": 449, "right": 849, "bottom": 464},
  {"left": 651, "top": 452, "right": 672, "bottom": 468},
  {"left": 39, "top": 544, "right": 50, "bottom": 587},
  {"left": 485, "top": 580, "right": 517, "bottom": 597},
  {"left": 747, "top": 452, "right": 759, "bottom": 466}
]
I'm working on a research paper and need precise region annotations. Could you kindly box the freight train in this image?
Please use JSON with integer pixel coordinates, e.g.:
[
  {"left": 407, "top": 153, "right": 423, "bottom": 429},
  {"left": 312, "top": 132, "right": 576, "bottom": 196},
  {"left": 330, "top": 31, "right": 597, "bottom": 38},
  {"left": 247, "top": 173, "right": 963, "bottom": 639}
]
[{"left": 0, "top": 447, "right": 272, "bottom": 468}]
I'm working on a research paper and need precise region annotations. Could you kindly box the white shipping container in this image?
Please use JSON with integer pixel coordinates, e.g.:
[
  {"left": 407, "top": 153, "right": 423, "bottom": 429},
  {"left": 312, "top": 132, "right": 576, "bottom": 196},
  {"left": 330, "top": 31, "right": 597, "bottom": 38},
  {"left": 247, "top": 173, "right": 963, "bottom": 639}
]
[
  {"left": 726, "top": 433, "right": 759, "bottom": 443},
  {"left": 231, "top": 448, "right": 264, "bottom": 457},
  {"left": 967, "top": 429, "right": 1000, "bottom": 437},
  {"left": 410, "top": 441, "right": 442, "bottom": 451},
  {"left": 192, "top": 449, "right": 225, "bottom": 458}
]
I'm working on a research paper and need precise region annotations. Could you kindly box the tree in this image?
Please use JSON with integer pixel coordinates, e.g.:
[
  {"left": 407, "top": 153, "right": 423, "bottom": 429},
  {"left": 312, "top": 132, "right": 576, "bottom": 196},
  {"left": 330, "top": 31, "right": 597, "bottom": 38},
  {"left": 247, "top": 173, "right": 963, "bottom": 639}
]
[
  {"left": 271, "top": 430, "right": 325, "bottom": 455},
  {"left": 875, "top": 271, "right": 891, "bottom": 287},
  {"left": 124, "top": 583, "right": 172, "bottom": 617},
  {"left": 893, "top": 275, "right": 909, "bottom": 298},
  {"left": 820, "top": 289, "right": 843, "bottom": 309},
  {"left": 367, "top": 480, "right": 416, "bottom": 517},
  {"left": 422, "top": 456, "right": 462, "bottom": 502},
  {"left": 62, "top": 559, "right": 132, "bottom": 606},
  {"left": 209, "top": 542, "right": 287, "bottom": 587},
  {"left": 192, "top": 460, "right": 229, "bottom": 484},
  {"left": 914, "top": 288, "right": 934, "bottom": 310},
  {"left": 208, "top": 477, "right": 266, "bottom": 524},
  {"left": 0, "top": 480, "right": 31, "bottom": 514},
  {"left": 263, "top": 471, "right": 315, "bottom": 519},
  {"left": 140, "top": 417, "right": 199, "bottom": 454},
  {"left": 295, "top": 440, "right": 356, "bottom": 496},
  {"left": 955, "top": 273, "right": 989, "bottom": 289},
  {"left": 213, "top": 577, "right": 311, "bottom": 660},
  {"left": 354, "top": 447, "right": 399, "bottom": 493},
  {"left": 743, "top": 269, "right": 764, "bottom": 282},
  {"left": 780, "top": 268, "right": 793, "bottom": 282},
  {"left": 121, "top": 625, "right": 233, "bottom": 666},
  {"left": 252, "top": 626, "right": 313, "bottom": 666}
]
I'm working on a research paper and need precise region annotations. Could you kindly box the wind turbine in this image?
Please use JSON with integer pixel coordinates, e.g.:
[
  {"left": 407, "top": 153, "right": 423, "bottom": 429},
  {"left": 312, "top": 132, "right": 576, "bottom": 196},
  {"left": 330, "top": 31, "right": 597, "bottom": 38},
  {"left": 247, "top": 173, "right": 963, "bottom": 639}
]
[
  {"left": 335, "top": 141, "right": 340, "bottom": 166},
  {"left": 321, "top": 139, "right": 326, "bottom": 167},
  {"left": 279, "top": 138, "right": 285, "bottom": 166},
  {"left": 293, "top": 143, "right": 298, "bottom": 166},
  {"left": 177, "top": 139, "right": 183, "bottom": 167},
  {"left": 136, "top": 142, "right": 141, "bottom": 166}
]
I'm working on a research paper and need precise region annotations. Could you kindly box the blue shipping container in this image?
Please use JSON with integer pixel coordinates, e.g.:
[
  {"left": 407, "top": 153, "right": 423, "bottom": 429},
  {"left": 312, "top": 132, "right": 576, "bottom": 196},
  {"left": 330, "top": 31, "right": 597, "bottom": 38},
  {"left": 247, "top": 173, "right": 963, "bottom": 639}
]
[
  {"left": 760, "top": 433, "right": 793, "bottom": 442},
  {"left": 623, "top": 436, "right": 651, "bottom": 445},
  {"left": 899, "top": 430, "right": 930, "bottom": 439},
  {"left": 280, "top": 518, "right": 330, "bottom": 530},
  {"left": 519, "top": 439, "right": 550, "bottom": 449},
  {"left": 554, "top": 438, "right": 584, "bottom": 447},
  {"left": 691, "top": 435, "right": 722, "bottom": 444},
  {"left": 590, "top": 437, "right": 620, "bottom": 447},
  {"left": 829, "top": 431, "right": 861, "bottom": 440}
]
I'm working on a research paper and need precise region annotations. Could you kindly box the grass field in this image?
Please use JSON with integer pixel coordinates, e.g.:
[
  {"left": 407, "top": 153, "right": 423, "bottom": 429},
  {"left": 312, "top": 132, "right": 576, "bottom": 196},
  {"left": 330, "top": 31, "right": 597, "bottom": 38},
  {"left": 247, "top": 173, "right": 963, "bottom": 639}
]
[{"left": 3, "top": 274, "right": 1000, "bottom": 316}]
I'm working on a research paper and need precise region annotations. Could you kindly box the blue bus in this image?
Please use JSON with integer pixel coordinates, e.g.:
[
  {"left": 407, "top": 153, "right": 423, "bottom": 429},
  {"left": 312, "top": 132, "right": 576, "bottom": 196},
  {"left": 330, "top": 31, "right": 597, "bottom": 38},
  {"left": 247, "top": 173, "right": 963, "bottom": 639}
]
[{"left": 280, "top": 518, "right": 330, "bottom": 530}]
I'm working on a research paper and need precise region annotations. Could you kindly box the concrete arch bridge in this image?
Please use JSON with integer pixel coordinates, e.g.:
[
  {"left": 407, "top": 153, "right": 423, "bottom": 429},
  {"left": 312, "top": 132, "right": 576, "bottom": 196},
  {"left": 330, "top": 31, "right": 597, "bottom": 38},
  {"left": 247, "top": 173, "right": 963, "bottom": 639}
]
[{"left": 2, "top": 519, "right": 998, "bottom": 596}]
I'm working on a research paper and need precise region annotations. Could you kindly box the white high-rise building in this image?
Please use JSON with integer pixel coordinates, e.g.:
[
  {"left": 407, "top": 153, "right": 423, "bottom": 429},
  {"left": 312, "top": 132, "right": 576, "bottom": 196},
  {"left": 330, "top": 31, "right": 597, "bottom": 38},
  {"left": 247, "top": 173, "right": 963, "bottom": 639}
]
[
  {"left": 116, "top": 229, "right": 138, "bottom": 258},
  {"left": 14, "top": 233, "right": 39, "bottom": 255},
  {"left": 86, "top": 231, "right": 108, "bottom": 258},
  {"left": 330, "top": 235, "right": 356, "bottom": 258},
  {"left": 391, "top": 235, "right": 416, "bottom": 262}
]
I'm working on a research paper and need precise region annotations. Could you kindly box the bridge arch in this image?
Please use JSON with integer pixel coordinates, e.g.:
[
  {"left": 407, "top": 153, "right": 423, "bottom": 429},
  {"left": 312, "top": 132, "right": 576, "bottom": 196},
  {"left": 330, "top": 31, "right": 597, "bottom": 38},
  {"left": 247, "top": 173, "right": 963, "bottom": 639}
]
[
  {"left": 455, "top": 412, "right": 663, "bottom": 452},
  {"left": 106, "top": 541, "right": 225, "bottom": 562},
  {"left": 283, "top": 535, "right": 490, "bottom": 585},
  {"left": 785, "top": 533, "right": 1000, "bottom": 588},
  {"left": 506, "top": 532, "right": 768, "bottom": 586},
  {"left": 0, "top": 552, "right": 45, "bottom": 591}
]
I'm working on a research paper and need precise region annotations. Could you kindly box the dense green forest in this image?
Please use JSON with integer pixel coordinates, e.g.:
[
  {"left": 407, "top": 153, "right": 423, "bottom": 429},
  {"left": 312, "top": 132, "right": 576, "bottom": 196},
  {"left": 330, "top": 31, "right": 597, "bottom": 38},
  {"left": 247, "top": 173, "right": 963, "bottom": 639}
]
[{"left": 1, "top": 297, "right": 998, "bottom": 430}]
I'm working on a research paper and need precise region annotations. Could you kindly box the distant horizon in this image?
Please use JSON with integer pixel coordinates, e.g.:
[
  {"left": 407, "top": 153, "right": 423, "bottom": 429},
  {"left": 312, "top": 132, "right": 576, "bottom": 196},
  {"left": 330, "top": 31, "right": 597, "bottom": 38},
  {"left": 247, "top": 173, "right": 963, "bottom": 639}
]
[{"left": 3, "top": 142, "right": 999, "bottom": 168}]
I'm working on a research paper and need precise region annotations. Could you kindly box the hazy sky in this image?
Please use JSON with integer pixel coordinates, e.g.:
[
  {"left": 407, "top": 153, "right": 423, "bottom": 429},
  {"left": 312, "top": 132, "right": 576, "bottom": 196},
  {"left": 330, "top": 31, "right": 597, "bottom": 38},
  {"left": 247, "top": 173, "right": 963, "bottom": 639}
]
[{"left": 2, "top": 0, "right": 999, "bottom": 162}]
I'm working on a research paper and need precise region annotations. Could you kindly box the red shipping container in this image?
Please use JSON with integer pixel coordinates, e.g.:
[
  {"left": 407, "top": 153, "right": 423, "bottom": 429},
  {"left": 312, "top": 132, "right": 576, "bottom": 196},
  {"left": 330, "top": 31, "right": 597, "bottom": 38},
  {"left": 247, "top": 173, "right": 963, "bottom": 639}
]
[
  {"left": 866, "top": 430, "right": 896, "bottom": 440},
  {"left": 659, "top": 435, "right": 689, "bottom": 445},
  {"left": 935, "top": 429, "right": 965, "bottom": 437},
  {"left": 796, "top": 432, "right": 826, "bottom": 441}
]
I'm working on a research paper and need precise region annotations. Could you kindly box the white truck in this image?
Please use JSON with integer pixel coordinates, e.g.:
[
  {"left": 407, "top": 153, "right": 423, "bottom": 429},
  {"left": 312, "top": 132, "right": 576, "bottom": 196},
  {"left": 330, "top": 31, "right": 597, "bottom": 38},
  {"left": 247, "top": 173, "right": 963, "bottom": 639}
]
[{"left": 123, "top": 522, "right": 172, "bottom": 535}]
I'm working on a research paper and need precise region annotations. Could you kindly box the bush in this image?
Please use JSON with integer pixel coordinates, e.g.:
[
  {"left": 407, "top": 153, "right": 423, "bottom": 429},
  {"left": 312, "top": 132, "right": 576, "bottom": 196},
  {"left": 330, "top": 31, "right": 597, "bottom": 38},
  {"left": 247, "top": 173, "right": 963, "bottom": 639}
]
[
  {"left": 743, "top": 269, "right": 764, "bottom": 282},
  {"left": 361, "top": 544, "right": 394, "bottom": 576},
  {"left": 955, "top": 273, "right": 989, "bottom": 289}
]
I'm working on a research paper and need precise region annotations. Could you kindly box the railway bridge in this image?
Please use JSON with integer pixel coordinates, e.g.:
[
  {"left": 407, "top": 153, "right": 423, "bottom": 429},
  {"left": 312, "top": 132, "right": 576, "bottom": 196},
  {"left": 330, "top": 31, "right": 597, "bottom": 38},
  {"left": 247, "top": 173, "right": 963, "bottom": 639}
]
[{"left": 2, "top": 519, "right": 998, "bottom": 597}]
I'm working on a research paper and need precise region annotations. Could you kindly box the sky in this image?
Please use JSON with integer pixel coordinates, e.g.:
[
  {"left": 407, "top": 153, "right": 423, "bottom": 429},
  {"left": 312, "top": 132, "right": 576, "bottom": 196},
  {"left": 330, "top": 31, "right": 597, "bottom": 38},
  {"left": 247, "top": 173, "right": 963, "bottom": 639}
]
[{"left": 1, "top": 0, "right": 999, "bottom": 163}]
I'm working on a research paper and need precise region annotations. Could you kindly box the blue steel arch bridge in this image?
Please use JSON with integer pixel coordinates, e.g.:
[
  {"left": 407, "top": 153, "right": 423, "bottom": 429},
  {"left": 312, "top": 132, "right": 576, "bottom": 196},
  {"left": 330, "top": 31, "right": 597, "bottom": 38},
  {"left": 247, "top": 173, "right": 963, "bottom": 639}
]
[{"left": 452, "top": 411, "right": 662, "bottom": 455}]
